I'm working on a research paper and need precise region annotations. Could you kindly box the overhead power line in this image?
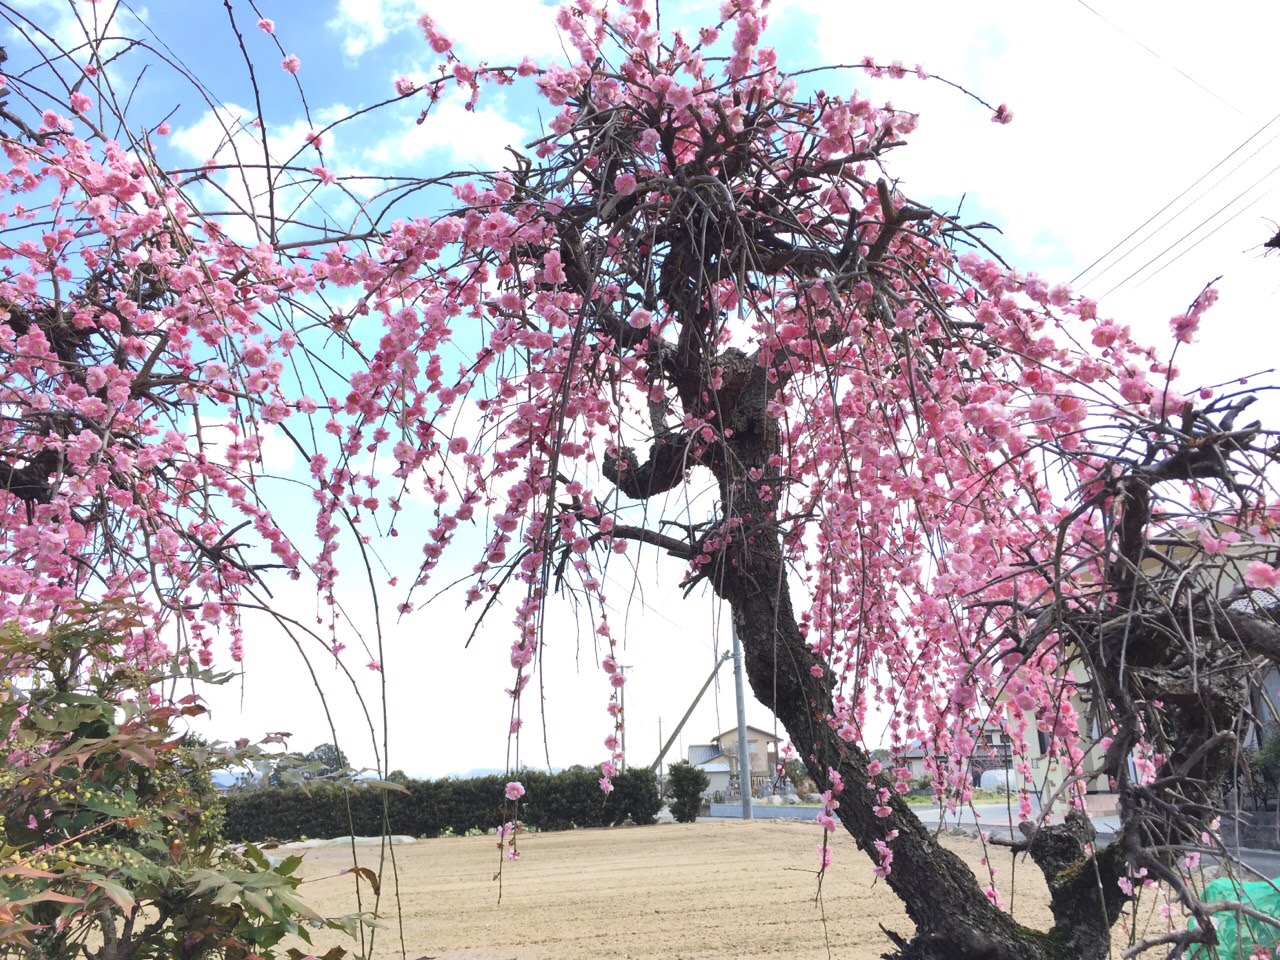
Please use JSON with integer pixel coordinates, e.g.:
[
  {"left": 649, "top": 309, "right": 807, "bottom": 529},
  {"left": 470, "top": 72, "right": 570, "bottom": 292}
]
[
  {"left": 1073, "top": 0, "right": 1246, "bottom": 118},
  {"left": 1075, "top": 115, "right": 1280, "bottom": 288},
  {"left": 1100, "top": 160, "right": 1280, "bottom": 296}
]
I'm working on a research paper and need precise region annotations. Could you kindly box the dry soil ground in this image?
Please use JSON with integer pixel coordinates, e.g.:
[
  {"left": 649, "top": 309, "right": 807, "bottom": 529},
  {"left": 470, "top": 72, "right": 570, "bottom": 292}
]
[{"left": 279, "top": 818, "right": 1165, "bottom": 959}]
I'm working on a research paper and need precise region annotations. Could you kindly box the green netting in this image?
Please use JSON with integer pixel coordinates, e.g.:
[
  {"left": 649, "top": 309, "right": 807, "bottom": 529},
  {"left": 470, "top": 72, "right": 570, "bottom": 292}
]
[{"left": 1188, "top": 877, "right": 1280, "bottom": 959}]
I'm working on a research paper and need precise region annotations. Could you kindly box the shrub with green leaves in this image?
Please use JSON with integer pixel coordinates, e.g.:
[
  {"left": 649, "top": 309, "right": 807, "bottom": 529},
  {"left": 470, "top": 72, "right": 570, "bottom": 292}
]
[
  {"left": 224, "top": 765, "right": 665, "bottom": 840},
  {"left": 611, "top": 768, "right": 663, "bottom": 826},
  {"left": 0, "top": 604, "right": 359, "bottom": 960},
  {"left": 666, "top": 761, "right": 710, "bottom": 823}
]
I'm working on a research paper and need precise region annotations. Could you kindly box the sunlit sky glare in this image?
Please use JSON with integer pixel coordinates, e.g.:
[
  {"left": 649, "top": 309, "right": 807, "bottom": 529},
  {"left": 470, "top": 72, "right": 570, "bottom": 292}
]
[{"left": 13, "top": 0, "right": 1280, "bottom": 779}]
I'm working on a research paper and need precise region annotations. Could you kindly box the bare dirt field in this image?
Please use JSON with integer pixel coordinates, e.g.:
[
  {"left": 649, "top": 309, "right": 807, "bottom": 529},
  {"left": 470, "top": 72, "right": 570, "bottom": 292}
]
[{"left": 280, "top": 819, "right": 1161, "bottom": 959}]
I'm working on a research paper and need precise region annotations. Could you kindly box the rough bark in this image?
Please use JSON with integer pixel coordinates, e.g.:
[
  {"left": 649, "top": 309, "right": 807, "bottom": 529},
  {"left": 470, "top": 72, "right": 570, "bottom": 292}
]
[
  {"left": 571, "top": 187, "right": 1133, "bottom": 960},
  {"left": 694, "top": 367, "right": 1126, "bottom": 959}
]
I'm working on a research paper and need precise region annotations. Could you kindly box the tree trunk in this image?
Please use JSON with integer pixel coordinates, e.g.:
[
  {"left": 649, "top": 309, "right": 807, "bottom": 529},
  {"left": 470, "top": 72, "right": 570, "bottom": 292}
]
[{"left": 704, "top": 365, "right": 1126, "bottom": 960}]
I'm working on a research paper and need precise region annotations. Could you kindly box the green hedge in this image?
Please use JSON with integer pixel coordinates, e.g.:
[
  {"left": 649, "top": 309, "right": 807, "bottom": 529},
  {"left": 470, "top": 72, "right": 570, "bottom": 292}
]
[
  {"left": 222, "top": 766, "right": 661, "bottom": 842},
  {"left": 666, "top": 760, "right": 709, "bottom": 823}
]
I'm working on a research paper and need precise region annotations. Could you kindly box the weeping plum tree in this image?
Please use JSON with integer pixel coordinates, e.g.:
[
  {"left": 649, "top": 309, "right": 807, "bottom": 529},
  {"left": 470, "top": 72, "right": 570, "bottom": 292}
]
[{"left": 4, "top": 1, "right": 1280, "bottom": 957}]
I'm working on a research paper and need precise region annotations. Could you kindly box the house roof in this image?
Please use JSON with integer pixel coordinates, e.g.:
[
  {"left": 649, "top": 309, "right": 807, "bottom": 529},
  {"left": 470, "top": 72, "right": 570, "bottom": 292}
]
[
  {"left": 711, "top": 725, "right": 783, "bottom": 748},
  {"left": 688, "top": 744, "right": 726, "bottom": 766},
  {"left": 894, "top": 732, "right": 1009, "bottom": 760},
  {"left": 1230, "top": 587, "right": 1280, "bottom": 615}
]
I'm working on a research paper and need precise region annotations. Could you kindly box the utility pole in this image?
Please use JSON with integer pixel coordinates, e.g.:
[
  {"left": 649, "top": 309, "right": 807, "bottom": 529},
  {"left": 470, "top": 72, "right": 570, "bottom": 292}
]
[
  {"left": 618, "top": 664, "right": 632, "bottom": 771},
  {"left": 649, "top": 651, "right": 731, "bottom": 772},
  {"left": 657, "top": 717, "right": 663, "bottom": 778},
  {"left": 732, "top": 616, "right": 752, "bottom": 820}
]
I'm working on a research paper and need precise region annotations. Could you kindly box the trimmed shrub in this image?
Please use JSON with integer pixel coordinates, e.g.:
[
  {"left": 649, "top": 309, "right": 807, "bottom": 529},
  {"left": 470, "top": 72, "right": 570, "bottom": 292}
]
[
  {"left": 520, "top": 766, "right": 604, "bottom": 830},
  {"left": 666, "top": 761, "right": 710, "bottom": 823},
  {"left": 611, "top": 767, "right": 663, "bottom": 825},
  {"left": 222, "top": 765, "right": 665, "bottom": 842}
]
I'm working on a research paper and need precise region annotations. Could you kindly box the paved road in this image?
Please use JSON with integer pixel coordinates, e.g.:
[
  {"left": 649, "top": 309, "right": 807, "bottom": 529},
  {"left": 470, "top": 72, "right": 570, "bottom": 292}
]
[
  {"left": 712, "top": 801, "right": 1280, "bottom": 878},
  {"left": 912, "top": 802, "right": 1280, "bottom": 880}
]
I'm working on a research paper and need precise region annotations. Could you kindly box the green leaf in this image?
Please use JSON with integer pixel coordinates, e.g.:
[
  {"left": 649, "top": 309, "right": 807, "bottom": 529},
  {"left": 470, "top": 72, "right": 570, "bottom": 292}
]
[
  {"left": 10, "top": 890, "right": 85, "bottom": 907},
  {"left": 241, "top": 888, "right": 274, "bottom": 917},
  {"left": 86, "top": 876, "right": 136, "bottom": 912},
  {"left": 190, "top": 869, "right": 234, "bottom": 898},
  {"left": 276, "top": 854, "right": 304, "bottom": 876},
  {"left": 273, "top": 887, "right": 326, "bottom": 923},
  {"left": 77, "top": 793, "right": 131, "bottom": 816},
  {"left": 52, "top": 692, "right": 106, "bottom": 707},
  {"left": 1, "top": 864, "right": 59, "bottom": 880},
  {"left": 286, "top": 947, "right": 347, "bottom": 960},
  {"left": 241, "top": 843, "right": 270, "bottom": 871}
]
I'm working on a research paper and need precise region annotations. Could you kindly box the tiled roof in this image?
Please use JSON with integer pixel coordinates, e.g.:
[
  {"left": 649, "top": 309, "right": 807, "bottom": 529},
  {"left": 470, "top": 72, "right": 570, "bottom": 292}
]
[
  {"left": 688, "top": 744, "right": 724, "bottom": 766},
  {"left": 1229, "top": 587, "right": 1280, "bottom": 614}
]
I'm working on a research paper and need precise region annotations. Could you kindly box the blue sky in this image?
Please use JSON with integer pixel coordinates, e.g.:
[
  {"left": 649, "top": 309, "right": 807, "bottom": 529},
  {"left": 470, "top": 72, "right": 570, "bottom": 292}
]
[{"left": 10, "top": 0, "right": 1280, "bottom": 779}]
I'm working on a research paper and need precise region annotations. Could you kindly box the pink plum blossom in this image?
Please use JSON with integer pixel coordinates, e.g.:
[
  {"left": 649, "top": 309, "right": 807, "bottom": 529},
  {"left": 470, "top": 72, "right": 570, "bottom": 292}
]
[{"left": 1244, "top": 561, "right": 1280, "bottom": 590}]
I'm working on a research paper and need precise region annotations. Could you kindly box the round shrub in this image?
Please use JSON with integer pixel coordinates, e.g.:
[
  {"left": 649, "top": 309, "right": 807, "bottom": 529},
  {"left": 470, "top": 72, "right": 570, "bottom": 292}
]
[{"left": 666, "top": 761, "right": 709, "bottom": 823}]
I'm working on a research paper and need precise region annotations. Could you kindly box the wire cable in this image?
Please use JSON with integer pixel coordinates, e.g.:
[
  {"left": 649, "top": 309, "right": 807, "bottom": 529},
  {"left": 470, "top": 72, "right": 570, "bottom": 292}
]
[
  {"left": 1073, "top": 0, "right": 1246, "bottom": 118},
  {"left": 1101, "top": 158, "right": 1280, "bottom": 296},
  {"left": 1068, "top": 0, "right": 1280, "bottom": 287},
  {"left": 1079, "top": 120, "right": 1280, "bottom": 288}
]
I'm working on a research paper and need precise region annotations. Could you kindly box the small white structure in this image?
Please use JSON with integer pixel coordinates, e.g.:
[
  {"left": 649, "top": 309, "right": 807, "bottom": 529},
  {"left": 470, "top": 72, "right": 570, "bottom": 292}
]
[{"left": 686, "top": 744, "right": 733, "bottom": 799}]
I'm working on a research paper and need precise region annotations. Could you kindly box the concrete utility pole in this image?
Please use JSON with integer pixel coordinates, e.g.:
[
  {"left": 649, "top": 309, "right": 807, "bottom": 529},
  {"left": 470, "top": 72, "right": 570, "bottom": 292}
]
[
  {"left": 732, "top": 616, "right": 752, "bottom": 820},
  {"left": 649, "top": 651, "right": 732, "bottom": 772}
]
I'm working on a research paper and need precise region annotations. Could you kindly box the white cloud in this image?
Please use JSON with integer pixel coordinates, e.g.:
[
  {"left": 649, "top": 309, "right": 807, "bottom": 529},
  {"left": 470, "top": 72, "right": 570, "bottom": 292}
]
[
  {"left": 194, "top": 416, "right": 297, "bottom": 476},
  {"left": 171, "top": 101, "right": 255, "bottom": 164},
  {"left": 169, "top": 103, "right": 274, "bottom": 244},
  {"left": 172, "top": 100, "right": 357, "bottom": 172},
  {"left": 170, "top": 100, "right": 368, "bottom": 244},
  {"left": 770, "top": 0, "right": 1280, "bottom": 397},
  {"left": 328, "top": 0, "right": 411, "bottom": 59},
  {"left": 6, "top": 0, "right": 146, "bottom": 64},
  {"left": 364, "top": 86, "right": 527, "bottom": 171},
  {"left": 426, "top": 0, "right": 562, "bottom": 62},
  {"left": 327, "top": 0, "right": 563, "bottom": 63}
]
